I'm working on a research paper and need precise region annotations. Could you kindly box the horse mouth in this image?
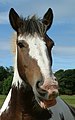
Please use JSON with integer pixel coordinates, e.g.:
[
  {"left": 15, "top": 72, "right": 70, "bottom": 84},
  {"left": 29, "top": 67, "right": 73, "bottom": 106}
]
[
  {"left": 36, "top": 81, "right": 59, "bottom": 108},
  {"left": 39, "top": 98, "right": 57, "bottom": 109}
]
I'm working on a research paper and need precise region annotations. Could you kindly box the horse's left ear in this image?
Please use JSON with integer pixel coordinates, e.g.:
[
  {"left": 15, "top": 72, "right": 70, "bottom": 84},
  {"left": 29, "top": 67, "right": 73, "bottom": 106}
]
[{"left": 42, "top": 8, "right": 53, "bottom": 31}]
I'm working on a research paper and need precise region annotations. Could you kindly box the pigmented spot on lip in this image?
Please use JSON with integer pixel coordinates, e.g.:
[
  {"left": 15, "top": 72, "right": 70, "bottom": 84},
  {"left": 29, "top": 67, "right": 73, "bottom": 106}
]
[{"left": 39, "top": 98, "right": 57, "bottom": 108}]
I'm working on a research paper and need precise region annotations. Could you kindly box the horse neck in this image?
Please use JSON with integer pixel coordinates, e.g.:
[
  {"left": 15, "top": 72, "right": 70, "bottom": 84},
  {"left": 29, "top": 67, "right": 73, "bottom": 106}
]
[
  {"left": 11, "top": 47, "right": 34, "bottom": 112},
  {"left": 0, "top": 87, "right": 34, "bottom": 120},
  {"left": 0, "top": 48, "right": 34, "bottom": 119}
]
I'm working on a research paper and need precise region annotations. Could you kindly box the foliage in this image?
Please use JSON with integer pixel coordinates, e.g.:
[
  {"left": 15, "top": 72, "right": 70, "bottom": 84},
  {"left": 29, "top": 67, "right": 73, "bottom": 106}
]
[
  {"left": 0, "top": 66, "right": 9, "bottom": 81},
  {"left": 0, "top": 81, "right": 3, "bottom": 94},
  {"left": 55, "top": 69, "right": 75, "bottom": 95},
  {"left": 2, "top": 76, "right": 12, "bottom": 95},
  {"left": 0, "top": 66, "right": 13, "bottom": 95}
]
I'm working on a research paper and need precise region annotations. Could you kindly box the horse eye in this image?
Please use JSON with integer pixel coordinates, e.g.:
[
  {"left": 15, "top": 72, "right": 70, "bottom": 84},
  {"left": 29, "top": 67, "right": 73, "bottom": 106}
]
[{"left": 17, "top": 42, "right": 24, "bottom": 48}]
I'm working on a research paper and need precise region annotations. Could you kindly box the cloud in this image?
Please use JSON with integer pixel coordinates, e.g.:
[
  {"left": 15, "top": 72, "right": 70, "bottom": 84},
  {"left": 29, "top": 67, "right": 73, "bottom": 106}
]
[
  {"left": 50, "top": 0, "right": 75, "bottom": 24},
  {"left": 0, "top": 11, "right": 8, "bottom": 24},
  {"left": 53, "top": 46, "right": 75, "bottom": 58},
  {"left": 0, "top": 41, "right": 10, "bottom": 50},
  {"left": 52, "top": 45, "right": 75, "bottom": 71},
  {"left": 0, "top": 0, "right": 75, "bottom": 24}
]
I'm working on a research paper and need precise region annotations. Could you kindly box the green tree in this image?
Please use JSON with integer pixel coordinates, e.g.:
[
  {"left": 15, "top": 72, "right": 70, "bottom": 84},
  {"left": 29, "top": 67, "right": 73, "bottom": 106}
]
[
  {"left": 0, "top": 81, "right": 3, "bottom": 94},
  {"left": 55, "top": 69, "right": 75, "bottom": 95},
  {"left": 54, "top": 69, "right": 64, "bottom": 81},
  {"left": 0, "top": 66, "right": 13, "bottom": 94},
  {"left": 0, "top": 66, "right": 9, "bottom": 81},
  {"left": 6, "top": 66, "right": 14, "bottom": 76},
  {"left": 2, "top": 76, "right": 12, "bottom": 95}
]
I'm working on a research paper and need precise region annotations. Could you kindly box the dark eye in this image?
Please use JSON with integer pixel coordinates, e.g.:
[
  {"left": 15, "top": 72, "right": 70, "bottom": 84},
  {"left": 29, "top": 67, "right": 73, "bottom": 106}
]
[{"left": 17, "top": 42, "right": 24, "bottom": 48}]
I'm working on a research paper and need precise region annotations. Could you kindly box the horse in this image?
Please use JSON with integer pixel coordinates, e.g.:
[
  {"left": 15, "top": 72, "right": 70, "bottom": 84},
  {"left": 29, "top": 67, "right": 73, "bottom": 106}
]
[{"left": 0, "top": 8, "right": 75, "bottom": 120}]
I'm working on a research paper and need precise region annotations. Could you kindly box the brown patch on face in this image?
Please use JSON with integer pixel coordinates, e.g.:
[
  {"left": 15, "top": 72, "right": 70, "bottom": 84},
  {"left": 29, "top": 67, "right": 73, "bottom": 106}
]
[
  {"left": 44, "top": 34, "right": 54, "bottom": 51},
  {"left": 44, "top": 34, "right": 54, "bottom": 66},
  {"left": 17, "top": 41, "right": 42, "bottom": 86}
]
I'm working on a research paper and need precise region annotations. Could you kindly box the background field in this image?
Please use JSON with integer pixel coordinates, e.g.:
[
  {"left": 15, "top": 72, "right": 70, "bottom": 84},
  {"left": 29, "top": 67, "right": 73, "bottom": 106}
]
[
  {"left": 60, "top": 95, "right": 75, "bottom": 107},
  {"left": 0, "top": 95, "right": 75, "bottom": 108},
  {"left": 0, "top": 95, "right": 6, "bottom": 108}
]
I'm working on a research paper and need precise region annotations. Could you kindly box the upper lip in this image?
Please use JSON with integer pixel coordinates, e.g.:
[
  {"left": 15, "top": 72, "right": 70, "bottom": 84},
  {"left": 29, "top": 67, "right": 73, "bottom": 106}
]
[{"left": 36, "top": 80, "right": 59, "bottom": 101}]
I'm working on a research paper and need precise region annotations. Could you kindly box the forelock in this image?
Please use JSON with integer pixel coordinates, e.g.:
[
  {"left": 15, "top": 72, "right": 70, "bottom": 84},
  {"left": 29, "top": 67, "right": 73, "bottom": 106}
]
[{"left": 18, "top": 15, "right": 46, "bottom": 36}]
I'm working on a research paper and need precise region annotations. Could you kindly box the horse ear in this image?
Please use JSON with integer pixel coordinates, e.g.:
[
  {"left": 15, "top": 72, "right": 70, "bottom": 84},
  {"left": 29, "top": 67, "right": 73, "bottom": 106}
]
[
  {"left": 9, "top": 8, "right": 21, "bottom": 31},
  {"left": 42, "top": 8, "right": 53, "bottom": 31}
]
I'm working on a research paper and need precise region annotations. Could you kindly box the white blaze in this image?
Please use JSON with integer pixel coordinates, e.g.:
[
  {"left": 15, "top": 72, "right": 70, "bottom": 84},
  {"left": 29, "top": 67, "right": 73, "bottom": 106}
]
[
  {"left": 12, "top": 47, "right": 23, "bottom": 87},
  {"left": 18, "top": 34, "right": 52, "bottom": 80}
]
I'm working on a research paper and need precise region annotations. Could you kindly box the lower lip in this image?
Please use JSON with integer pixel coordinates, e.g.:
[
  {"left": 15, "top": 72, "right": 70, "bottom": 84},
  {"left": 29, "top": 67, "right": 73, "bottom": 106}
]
[{"left": 42, "top": 98, "right": 57, "bottom": 107}]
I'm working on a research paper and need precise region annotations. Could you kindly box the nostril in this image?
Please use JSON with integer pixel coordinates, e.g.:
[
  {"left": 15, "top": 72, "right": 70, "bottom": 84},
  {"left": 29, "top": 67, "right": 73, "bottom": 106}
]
[
  {"left": 54, "top": 77, "right": 57, "bottom": 81},
  {"left": 53, "top": 76, "right": 57, "bottom": 81},
  {"left": 36, "top": 80, "right": 47, "bottom": 96},
  {"left": 36, "top": 80, "right": 44, "bottom": 88}
]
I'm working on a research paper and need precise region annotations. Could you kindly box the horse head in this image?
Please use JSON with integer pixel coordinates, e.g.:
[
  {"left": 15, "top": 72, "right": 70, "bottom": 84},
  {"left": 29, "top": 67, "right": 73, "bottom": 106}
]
[{"left": 9, "top": 8, "right": 59, "bottom": 109}]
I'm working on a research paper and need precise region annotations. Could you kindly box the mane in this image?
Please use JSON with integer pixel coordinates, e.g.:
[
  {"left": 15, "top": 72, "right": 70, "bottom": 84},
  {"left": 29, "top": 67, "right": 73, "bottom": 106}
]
[{"left": 19, "top": 15, "right": 46, "bottom": 36}]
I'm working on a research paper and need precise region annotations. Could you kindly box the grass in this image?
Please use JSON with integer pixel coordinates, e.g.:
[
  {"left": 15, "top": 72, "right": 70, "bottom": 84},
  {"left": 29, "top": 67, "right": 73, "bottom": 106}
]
[
  {"left": 60, "top": 95, "right": 75, "bottom": 107},
  {"left": 0, "top": 95, "right": 75, "bottom": 108},
  {"left": 0, "top": 95, "right": 6, "bottom": 108}
]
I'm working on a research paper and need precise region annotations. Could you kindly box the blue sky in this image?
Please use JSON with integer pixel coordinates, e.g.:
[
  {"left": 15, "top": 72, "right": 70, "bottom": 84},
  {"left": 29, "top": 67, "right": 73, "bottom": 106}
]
[{"left": 0, "top": 0, "right": 75, "bottom": 72}]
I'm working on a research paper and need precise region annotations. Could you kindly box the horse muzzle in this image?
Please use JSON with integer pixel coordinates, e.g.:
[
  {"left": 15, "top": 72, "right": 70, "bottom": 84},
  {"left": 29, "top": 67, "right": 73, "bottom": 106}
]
[{"left": 36, "top": 79, "right": 59, "bottom": 108}]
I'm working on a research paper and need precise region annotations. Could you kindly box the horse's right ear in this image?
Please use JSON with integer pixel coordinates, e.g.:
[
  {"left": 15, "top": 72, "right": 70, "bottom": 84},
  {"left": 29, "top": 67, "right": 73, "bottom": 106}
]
[{"left": 9, "top": 8, "right": 21, "bottom": 31}]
